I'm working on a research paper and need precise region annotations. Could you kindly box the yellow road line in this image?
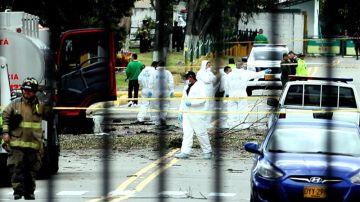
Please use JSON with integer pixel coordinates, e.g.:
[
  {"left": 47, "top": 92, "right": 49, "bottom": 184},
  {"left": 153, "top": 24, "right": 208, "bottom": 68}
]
[
  {"left": 86, "top": 148, "right": 179, "bottom": 202},
  {"left": 135, "top": 158, "right": 179, "bottom": 192},
  {"left": 110, "top": 158, "right": 179, "bottom": 202},
  {"left": 114, "top": 149, "right": 178, "bottom": 192}
]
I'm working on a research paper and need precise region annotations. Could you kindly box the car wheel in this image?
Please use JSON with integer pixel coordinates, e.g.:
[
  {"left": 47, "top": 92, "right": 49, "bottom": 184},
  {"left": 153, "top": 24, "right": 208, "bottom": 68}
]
[
  {"left": 250, "top": 195, "right": 256, "bottom": 202},
  {"left": 0, "top": 154, "right": 11, "bottom": 187},
  {"left": 37, "top": 145, "right": 60, "bottom": 179}
]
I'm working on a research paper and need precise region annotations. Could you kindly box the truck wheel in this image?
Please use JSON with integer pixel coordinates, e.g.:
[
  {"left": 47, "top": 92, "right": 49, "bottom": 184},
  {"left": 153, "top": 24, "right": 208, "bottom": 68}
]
[
  {"left": 246, "top": 88, "right": 253, "bottom": 96},
  {"left": 58, "top": 116, "right": 94, "bottom": 134},
  {"left": 0, "top": 154, "right": 11, "bottom": 187},
  {"left": 37, "top": 146, "right": 60, "bottom": 179}
]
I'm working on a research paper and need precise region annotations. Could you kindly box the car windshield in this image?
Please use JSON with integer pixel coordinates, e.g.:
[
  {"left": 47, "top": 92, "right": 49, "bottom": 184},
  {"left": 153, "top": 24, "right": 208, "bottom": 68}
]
[
  {"left": 253, "top": 50, "right": 284, "bottom": 60},
  {"left": 267, "top": 126, "right": 360, "bottom": 156}
]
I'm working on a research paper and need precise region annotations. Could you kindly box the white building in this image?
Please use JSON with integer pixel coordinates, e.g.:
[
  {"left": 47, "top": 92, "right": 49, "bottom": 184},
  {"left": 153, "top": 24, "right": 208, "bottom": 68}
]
[
  {"left": 238, "top": 0, "right": 319, "bottom": 53},
  {"left": 279, "top": 0, "right": 320, "bottom": 38}
]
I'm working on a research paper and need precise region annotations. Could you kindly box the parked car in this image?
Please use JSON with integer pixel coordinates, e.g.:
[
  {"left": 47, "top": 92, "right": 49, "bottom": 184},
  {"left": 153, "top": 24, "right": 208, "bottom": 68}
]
[
  {"left": 245, "top": 44, "right": 289, "bottom": 96},
  {"left": 245, "top": 119, "right": 360, "bottom": 202},
  {"left": 267, "top": 76, "right": 360, "bottom": 127}
]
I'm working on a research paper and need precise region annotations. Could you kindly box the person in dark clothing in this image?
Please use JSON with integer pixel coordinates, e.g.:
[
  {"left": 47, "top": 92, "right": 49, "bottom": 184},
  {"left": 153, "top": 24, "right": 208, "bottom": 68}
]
[
  {"left": 172, "top": 21, "right": 183, "bottom": 52},
  {"left": 353, "top": 30, "right": 360, "bottom": 60},
  {"left": 280, "top": 53, "right": 291, "bottom": 87},
  {"left": 288, "top": 51, "right": 298, "bottom": 75},
  {"left": 340, "top": 29, "right": 348, "bottom": 57},
  {"left": 138, "top": 20, "right": 151, "bottom": 53}
]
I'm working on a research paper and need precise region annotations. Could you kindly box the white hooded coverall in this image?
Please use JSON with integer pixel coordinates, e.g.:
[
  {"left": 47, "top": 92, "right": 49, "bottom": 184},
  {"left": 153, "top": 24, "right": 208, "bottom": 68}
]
[
  {"left": 178, "top": 80, "right": 212, "bottom": 154},
  {"left": 149, "top": 66, "right": 174, "bottom": 124},
  {"left": 225, "top": 68, "right": 265, "bottom": 128},
  {"left": 196, "top": 60, "right": 217, "bottom": 125},
  {"left": 137, "top": 66, "right": 155, "bottom": 122}
]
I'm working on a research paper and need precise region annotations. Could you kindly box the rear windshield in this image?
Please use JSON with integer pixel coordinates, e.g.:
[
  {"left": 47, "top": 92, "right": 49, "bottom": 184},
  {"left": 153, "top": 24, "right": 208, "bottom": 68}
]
[{"left": 284, "top": 84, "right": 357, "bottom": 108}]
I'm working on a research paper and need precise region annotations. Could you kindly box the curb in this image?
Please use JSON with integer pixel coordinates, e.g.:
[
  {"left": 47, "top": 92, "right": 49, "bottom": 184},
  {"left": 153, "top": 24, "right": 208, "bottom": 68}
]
[{"left": 113, "top": 91, "right": 183, "bottom": 106}]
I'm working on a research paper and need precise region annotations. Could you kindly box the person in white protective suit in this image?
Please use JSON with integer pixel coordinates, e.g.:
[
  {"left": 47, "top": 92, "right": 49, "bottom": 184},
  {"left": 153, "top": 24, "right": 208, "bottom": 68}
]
[
  {"left": 196, "top": 60, "right": 217, "bottom": 125},
  {"left": 219, "top": 65, "right": 232, "bottom": 97},
  {"left": 137, "top": 61, "right": 158, "bottom": 122},
  {"left": 224, "top": 62, "right": 271, "bottom": 129},
  {"left": 175, "top": 71, "right": 212, "bottom": 160},
  {"left": 149, "top": 61, "right": 174, "bottom": 125}
]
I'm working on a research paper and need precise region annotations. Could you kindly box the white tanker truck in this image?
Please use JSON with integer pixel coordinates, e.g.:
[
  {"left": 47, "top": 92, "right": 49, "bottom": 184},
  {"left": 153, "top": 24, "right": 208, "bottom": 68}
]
[{"left": 0, "top": 10, "right": 117, "bottom": 185}]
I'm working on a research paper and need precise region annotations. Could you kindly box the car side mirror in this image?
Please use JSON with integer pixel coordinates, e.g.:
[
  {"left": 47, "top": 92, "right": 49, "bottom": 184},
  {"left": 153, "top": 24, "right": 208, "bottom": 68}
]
[
  {"left": 267, "top": 98, "right": 279, "bottom": 107},
  {"left": 244, "top": 142, "right": 262, "bottom": 155},
  {"left": 242, "top": 57, "right": 248, "bottom": 62}
]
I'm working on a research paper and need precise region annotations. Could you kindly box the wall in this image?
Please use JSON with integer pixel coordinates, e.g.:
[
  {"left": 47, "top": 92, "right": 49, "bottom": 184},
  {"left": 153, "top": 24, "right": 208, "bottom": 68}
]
[
  {"left": 281, "top": 0, "right": 319, "bottom": 38},
  {"left": 238, "top": 11, "right": 305, "bottom": 53}
]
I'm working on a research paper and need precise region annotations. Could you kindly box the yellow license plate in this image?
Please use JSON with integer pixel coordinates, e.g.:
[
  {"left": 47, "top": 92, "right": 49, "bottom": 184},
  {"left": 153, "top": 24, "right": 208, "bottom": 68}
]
[
  {"left": 304, "top": 186, "right": 327, "bottom": 199},
  {"left": 264, "top": 74, "right": 275, "bottom": 81}
]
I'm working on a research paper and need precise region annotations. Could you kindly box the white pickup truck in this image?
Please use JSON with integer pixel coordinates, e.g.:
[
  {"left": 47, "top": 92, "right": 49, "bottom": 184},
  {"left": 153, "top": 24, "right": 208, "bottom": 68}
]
[{"left": 267, "top": 76, "right": 360, "bottom": 127}]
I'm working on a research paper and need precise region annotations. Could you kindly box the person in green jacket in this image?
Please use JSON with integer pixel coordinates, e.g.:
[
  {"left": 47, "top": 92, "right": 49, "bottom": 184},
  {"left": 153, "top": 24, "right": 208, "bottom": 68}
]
[
  {"left": 295, "top": 53, "right": 308, "bottom": 76},
  {"left": 126, "top": 53, "right": 144, "bottom": 107},
  {"left": 254, "top": 29, "right": 268, "bottom": 44}
]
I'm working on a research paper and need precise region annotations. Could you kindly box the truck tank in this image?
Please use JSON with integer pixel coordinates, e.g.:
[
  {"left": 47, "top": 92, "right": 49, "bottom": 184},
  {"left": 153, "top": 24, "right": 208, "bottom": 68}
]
[
  {"left": 0, "top": 11, "right": 51, "bottom": 91},
  {"left": 0, "top": 11, "right": 59, "bottom": 183}
]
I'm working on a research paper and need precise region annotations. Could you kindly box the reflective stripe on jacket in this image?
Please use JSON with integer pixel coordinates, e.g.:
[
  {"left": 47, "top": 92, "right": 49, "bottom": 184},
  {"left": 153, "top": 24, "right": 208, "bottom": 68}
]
[{"left": 2, "top": 97, "right": 44, "bottom": 150}]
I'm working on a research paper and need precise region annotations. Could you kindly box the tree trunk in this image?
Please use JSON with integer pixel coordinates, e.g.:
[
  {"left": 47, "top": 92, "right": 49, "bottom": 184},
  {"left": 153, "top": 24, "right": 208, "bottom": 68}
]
[
  {"left": 184, "top": 34, "right": 199, "bottom": 66},
  {"left": 153, "top": 0, "right": 172, "bottom": 63}
]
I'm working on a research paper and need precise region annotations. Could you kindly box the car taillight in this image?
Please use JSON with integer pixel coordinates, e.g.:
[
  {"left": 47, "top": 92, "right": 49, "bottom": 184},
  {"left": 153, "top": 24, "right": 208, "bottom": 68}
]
[{"left": 279, "top": 113, "right": 286, "bottom": 119}]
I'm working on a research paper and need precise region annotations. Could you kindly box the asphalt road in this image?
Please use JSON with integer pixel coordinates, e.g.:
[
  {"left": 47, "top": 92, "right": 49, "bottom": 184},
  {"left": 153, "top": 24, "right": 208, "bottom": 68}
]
[
  {"left": 1, "top": 56, "right": 359, "bottom": 201},
  {"left": 0, "top": 149, "right": 253, "bottom": 202}
]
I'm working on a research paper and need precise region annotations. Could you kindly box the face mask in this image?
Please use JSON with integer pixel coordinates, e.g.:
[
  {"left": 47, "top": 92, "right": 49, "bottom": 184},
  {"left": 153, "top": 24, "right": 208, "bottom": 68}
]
[{"left": 185, "top": 80, "right": 190, "bottom": 85}]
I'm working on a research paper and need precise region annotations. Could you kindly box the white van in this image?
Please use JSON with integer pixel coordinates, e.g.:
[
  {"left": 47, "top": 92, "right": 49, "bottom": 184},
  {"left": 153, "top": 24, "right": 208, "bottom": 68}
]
[{"left": 245, "top": 44, "right": 289, "bottom": 96}]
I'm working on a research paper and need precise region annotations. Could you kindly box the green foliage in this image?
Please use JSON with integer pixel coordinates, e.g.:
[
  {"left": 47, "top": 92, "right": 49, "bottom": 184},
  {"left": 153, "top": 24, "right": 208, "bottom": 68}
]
[
  {"left": 186, "top": 0, "right": 277, "bottom": 38},
  {"left": 320, "top": 0, "right": 360, "bottom": 35}
]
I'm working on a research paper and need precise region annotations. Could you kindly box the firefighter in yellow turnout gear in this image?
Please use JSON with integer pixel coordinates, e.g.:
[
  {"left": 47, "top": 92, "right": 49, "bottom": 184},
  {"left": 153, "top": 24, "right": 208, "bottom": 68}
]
[{"left": 2, "top": 77, "right": 44, "bottom": 200}]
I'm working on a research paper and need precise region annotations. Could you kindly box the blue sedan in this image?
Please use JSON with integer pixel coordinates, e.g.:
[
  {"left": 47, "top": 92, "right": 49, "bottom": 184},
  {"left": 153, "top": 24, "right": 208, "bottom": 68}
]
[{"left": 244, "top": 119, "right": 360, "bottom": 202}]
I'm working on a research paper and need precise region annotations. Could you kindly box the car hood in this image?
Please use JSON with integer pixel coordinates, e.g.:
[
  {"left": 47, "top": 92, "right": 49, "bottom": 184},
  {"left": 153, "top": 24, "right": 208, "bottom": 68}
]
[
  {"left": 248, "top": 60, "right": 281, "bottom": 67},
  {"left": 267, "top": 153, "right": 360, "bottom": 176}
]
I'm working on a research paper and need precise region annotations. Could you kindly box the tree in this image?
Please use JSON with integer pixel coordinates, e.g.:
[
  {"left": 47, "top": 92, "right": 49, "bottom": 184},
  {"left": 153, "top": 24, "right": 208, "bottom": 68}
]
[
  {"left": 320, "top": 0, "right": 360, "bottom": 36},
  {"left": 152, "top": 0, "right": 176, "bottom": 62},
  {"left": 183, "top": 0, "right": 275, "bottom": 64}
]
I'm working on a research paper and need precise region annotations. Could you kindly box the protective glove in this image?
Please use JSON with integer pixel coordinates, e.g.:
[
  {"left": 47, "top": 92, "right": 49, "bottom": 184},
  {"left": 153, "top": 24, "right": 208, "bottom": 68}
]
[
  {"left": 169, "top": 92, "right": 174, "bottom": 98},
  {"left": 147, "top": 91, "right": 152, "bottom": 97},
  {"left": 1, "top": 142, "right": 10, "bottom": 152},
  {"left": 264, "top": 68, "right": 272, "bottom": 74},
  {"left": 178, "top": 114, "right": 183, "bottom": 122},
  {"left": 2, "top": 133, "right": 10, "bottom": 144},
  {"left": 185, "top": 101, "right": 191, "bottom": 107}
]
